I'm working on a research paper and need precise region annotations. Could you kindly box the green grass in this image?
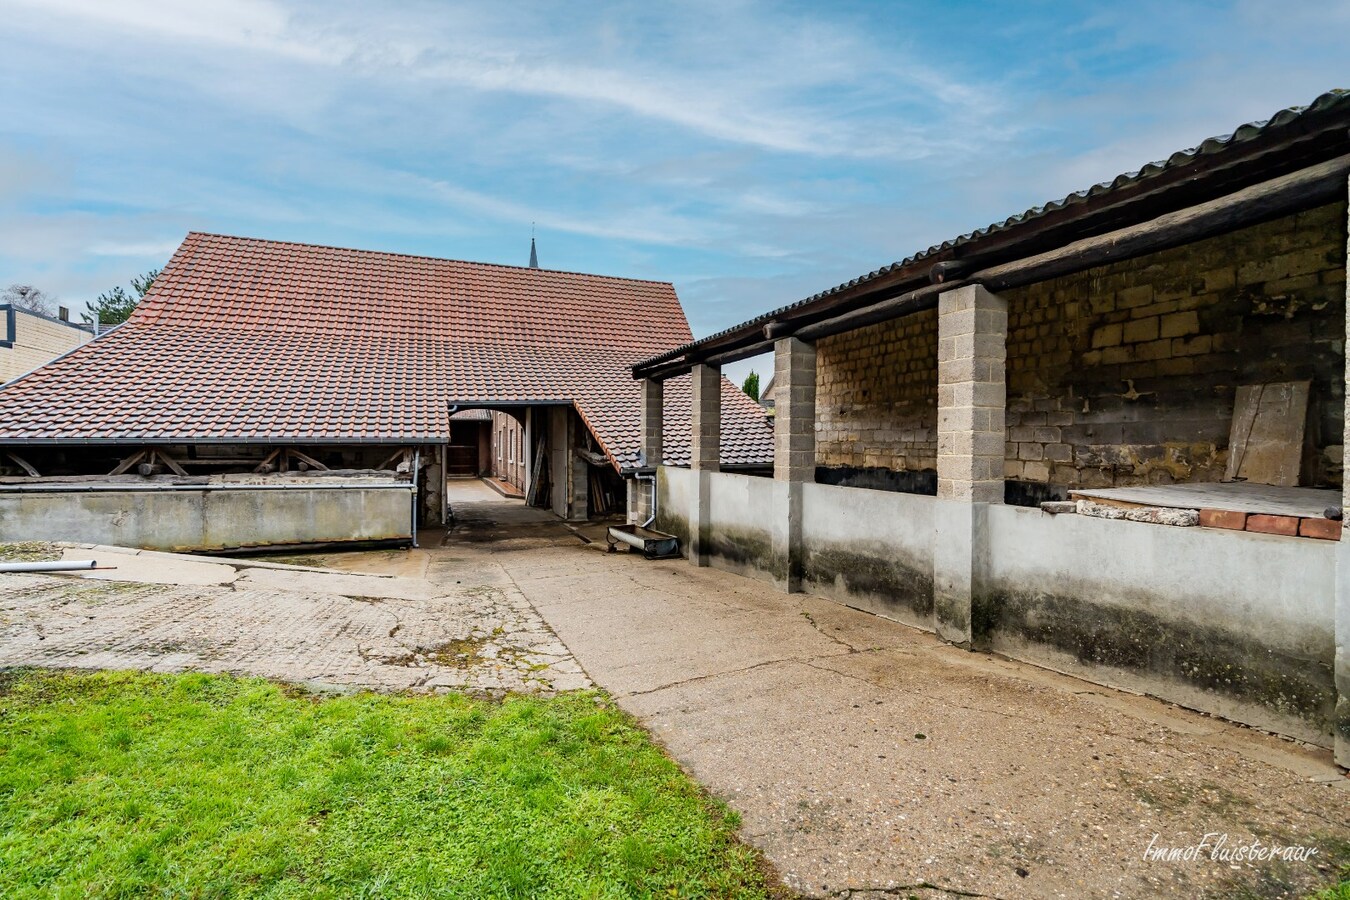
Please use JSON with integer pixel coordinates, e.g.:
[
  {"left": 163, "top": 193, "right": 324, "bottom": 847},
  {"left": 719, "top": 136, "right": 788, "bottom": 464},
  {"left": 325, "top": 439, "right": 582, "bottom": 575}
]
[{"left": 0, "top": 669, "right": 771, "bottom": 899}]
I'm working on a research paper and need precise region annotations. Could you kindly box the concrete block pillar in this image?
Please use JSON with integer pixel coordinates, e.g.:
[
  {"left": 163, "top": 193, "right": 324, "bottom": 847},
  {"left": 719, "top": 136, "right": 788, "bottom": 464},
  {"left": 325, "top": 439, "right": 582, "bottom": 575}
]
[
  {"left": 690, "top": 364, "right": 721, "bottom": 473},
  {"left": 1336, "top": 179, "right": 1350, "bottom": 768},
  {"left": 934, "top": 284, "right": 1007, "bottom": 647},
  {"left": 640, "top": 378, "right": 664, "bottom": 467},
  {"left": 689, "top": 364, "right": 721, "bottom": 566},
  {"left": 630, "top": 378, "right": 664, "bottom": 524},
  {"left": 774, "top": 337, "right": 816, "bottom": 482},
  {"left": 771, "top": 337, "right": 816, "bottom": 591}
]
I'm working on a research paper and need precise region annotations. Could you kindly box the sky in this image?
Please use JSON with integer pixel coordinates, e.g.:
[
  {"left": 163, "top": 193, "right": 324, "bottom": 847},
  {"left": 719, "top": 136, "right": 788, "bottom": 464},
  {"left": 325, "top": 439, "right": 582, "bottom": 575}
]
[{"left": 1, "top": 0, "right": 1347, "bottom": 386}]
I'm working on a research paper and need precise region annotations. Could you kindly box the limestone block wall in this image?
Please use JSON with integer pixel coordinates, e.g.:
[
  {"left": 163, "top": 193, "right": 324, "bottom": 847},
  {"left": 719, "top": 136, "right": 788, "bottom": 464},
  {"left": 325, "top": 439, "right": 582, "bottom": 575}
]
[
  {"left": 814, "top": 308, "right": 938, "bottom": 475},
  {"left": 809, "top": 201, "right": 1347, "bottom": 494},
  {"left": 1003, "top": 201, "right": 1346, "bottom": 491}
]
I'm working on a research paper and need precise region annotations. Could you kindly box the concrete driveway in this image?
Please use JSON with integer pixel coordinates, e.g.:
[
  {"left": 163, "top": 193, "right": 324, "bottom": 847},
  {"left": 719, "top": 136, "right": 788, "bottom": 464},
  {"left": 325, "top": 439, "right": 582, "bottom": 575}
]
[
  {"left": 446, "top": 484, "right": 1349, "bottom": 899},
  {"left": 2, "top": 479, "right": 1347, "bottom": 899}
]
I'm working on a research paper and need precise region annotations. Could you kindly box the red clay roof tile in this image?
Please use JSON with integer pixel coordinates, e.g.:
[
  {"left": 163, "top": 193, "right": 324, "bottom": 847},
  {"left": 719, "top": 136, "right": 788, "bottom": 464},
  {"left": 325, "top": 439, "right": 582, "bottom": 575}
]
[{"left": 0, "top": 233, "right": 772, "bottom": 468}]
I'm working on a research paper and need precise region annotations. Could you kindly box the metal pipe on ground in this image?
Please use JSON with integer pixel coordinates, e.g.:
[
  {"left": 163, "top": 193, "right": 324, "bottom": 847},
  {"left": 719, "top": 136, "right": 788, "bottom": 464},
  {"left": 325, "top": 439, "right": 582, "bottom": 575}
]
[{"left": 0, "top": 559, "right": 97, "bottom": 573}]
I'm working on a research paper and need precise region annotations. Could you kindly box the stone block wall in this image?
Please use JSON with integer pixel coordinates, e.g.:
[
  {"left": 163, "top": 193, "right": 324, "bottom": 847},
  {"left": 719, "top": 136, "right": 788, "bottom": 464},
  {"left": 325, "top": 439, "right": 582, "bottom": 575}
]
[
  {"left": 1003, "top": 200, "right": 1346, "bottom": 490},
  {"left": 815, "top": 307, "right": 938, "bottom": 474},
  {"left": 810, "top": 200, "right": 1347, "bottom": 493}
]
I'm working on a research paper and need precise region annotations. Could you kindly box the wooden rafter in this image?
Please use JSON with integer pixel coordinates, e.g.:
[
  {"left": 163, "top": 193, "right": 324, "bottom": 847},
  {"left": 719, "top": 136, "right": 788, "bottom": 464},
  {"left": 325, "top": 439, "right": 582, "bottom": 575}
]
[
  {"left": 4, "top": 452, "right": 39, "bottom": 477},
  {"left": 109, "top": 450, "right": 147, "bottom": 476}
]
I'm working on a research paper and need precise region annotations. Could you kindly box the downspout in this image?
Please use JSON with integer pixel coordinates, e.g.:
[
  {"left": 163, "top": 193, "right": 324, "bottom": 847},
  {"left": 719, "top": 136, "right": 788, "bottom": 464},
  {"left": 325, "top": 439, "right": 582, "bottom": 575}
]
[
  {"left": 410, "top": 447, "right": 420, "bottom": 549},
  {"left": 636, "top": 470, "right": 657, "bottom": 529}
]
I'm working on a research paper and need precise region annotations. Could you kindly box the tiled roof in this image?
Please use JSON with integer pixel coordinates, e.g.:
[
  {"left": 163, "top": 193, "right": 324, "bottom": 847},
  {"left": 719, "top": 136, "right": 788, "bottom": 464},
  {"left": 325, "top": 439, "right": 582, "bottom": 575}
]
[
  {"left": 0, "top": 232, "right": 772, "bottom": 468},
  {"left": 636, "top": 87, "right": 1350, "bottom": 370}
]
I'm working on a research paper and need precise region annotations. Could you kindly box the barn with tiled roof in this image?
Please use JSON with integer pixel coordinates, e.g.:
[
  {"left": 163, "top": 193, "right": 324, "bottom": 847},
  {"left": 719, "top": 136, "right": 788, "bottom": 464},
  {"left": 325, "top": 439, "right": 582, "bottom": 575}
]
[{"left": 0, "top": 232, "right": 772, "bottom": 548}]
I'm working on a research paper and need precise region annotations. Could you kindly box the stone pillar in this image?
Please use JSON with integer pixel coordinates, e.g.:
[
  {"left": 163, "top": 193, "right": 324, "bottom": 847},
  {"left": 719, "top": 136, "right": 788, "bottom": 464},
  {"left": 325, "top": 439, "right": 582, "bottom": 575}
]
[
  {"left": 933, "top": 284, "right": 1007, "bottom": 647},
  {"left": 690, "top": 364, "right": 721, "bottom": 473},
  {"left": 771, "top": 337, "right": 816, "bottom": 591},
  {"left": 1337, "top": 180, "right": 1350, "bottom": 767},
  {"left": 640, "top": 378, "right": 664, "bottom": 467},
  {"left": 689, "top": 364, "right": 721, "bottom": 566},
  {"left": 630, "top": 378, "right": 664, "bottom": 524}
]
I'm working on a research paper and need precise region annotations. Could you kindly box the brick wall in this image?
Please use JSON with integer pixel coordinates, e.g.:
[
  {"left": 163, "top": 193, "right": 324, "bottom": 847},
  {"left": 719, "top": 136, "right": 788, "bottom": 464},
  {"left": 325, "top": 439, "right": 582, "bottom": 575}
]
[
  {"left": 0, "top": 308, "right": 93, "bottom": 382},
  {"left": 815, "top": 307, "right": 937, "bottom": 472},
  {"left": 811, "top": 200, "right": 1347, "bottom": 492}
]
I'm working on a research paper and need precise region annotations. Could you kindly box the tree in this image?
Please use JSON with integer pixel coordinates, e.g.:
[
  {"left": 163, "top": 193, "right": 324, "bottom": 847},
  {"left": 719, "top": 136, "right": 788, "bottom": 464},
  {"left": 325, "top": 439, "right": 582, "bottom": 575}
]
[
  {"left": 2, "top": 284, "right": 56, "bottom": 316},
  {"left": 84, "top": 269, "right": 159, "bottom": 326},
  {"left": 741, "top": 370, "right": 760, "bottom": 402}
]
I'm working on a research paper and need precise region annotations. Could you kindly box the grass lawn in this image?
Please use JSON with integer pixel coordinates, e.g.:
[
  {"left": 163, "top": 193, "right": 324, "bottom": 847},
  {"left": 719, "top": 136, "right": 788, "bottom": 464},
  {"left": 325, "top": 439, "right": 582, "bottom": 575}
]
[{"left": 0, "top": 669, "right": 772, "bottom": 899}]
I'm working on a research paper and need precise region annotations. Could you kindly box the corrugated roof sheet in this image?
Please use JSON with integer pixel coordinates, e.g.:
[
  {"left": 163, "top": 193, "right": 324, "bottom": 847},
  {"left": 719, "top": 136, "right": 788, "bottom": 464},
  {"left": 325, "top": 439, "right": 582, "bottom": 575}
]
[
  {"left": 0, "top": 232, "right": 773, "bottom": 468},
  {"left": 636, "top": 88, "right": 1350, "bottom": 369}
]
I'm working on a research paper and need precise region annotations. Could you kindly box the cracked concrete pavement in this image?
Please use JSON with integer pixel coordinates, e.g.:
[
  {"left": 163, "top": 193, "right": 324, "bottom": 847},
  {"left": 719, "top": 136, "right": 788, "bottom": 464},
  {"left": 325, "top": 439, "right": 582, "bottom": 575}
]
[
  {"left": 2, "top": 478, "right": 1347, "bottom": 898},
  {"left": 0, "top": 517, "right": 590, "bottom": 694}
]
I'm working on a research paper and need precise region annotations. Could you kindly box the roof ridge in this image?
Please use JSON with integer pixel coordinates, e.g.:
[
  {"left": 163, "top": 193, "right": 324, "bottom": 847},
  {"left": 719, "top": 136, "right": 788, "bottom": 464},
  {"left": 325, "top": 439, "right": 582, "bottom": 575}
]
[{"left": 182, "top": 231, "right": 675, "bottom": 287}]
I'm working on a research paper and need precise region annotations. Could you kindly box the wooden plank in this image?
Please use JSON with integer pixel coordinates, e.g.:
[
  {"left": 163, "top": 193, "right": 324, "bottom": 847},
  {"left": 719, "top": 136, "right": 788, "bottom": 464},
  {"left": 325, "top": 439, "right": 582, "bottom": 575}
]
[
  {"left": 1224, "top": 381, "right": 1310, "bottom": 487},
  {"left": 109, "top": 450, "right": 146, "bottom": 476}
]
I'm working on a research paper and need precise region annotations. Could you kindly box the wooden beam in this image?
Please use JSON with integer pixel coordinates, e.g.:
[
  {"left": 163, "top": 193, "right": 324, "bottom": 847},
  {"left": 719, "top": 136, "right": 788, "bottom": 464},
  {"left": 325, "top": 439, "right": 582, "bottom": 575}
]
[
  {"left": 109, "top": 450, "right": 147, "bottom": 476},
  {"left": 286, "top": 448, "right": 329, "bottom": 470},
  {"left": 253, "top": 448, "right": 281, "bottom": 473},
  {"left": 377, "top": 448, "right": 407, "bottom": 471},
  {"left": 973, "top": 154, "right": 1350, "bottom": 292},
  {"left": 154, "top": 450, "right": 189, "bottom": 477},
  {"left": 4, "top": 452, "right": 39, "bottom": 477}
]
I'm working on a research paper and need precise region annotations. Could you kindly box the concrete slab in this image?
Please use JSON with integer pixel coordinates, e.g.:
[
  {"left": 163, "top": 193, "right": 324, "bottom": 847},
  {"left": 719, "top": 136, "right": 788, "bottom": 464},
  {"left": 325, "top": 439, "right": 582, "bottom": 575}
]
[
  {"left": 64, "top": 548, "right": 237, "bottom": 586},
  {"left": 437, "top": 501, "right": 1350, "bottom": 899}
]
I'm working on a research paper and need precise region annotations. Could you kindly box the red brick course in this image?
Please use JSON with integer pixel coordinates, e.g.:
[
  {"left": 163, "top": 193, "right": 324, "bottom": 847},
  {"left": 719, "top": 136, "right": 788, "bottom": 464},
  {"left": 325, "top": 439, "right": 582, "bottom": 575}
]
[
  {"left": 1245, "top": 514, "right": 1300, "bottom": 536},
  {"left": 1198, "top": 508, "right": 1248, "bottom": 530},
  {"left": 1298, "top": 518, "right": 1343, "bottom": 540}
]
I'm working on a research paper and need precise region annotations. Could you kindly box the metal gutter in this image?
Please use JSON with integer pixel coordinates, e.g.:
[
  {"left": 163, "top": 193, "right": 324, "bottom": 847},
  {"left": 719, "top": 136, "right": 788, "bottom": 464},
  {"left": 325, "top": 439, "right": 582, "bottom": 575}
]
[{"left": 0, "top": 483, "right": 413, "bottom": 494}]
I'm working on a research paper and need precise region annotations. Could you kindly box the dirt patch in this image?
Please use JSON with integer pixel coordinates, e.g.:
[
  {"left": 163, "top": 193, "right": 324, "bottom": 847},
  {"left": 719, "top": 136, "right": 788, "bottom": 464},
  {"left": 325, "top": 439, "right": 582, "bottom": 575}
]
[{"left": 0, "top": 542, "right": 61, "bottom": 563}]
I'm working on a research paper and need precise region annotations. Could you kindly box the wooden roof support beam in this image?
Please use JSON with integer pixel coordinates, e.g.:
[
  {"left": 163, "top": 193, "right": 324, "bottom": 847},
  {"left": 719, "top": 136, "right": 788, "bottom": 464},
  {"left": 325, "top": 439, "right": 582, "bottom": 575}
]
[
  {"left": 5, "top": 451, "right": 39, "bottom": 477},
  {"left": 154, "top": 450, "right": 188, "bottom": 477},
  {"left": 286, "top": 448, "right": 329, "bottom": 471},
  {"left": 109, "top": 449, "right": 147, "bottom": 476}
]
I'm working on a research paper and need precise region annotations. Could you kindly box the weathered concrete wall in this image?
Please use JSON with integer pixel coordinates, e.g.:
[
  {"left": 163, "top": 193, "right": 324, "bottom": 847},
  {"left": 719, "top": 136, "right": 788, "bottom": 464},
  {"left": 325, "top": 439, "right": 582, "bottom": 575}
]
[
  {"left": 704, "top": 472, "right": 779, "bottom": 583},
  {"left": 800, "top": 481, "right": 934, "bottom": 630},
  {"left": 983, "top": 504, "right": 1337, "bottom": 746},
  {"left": 654, "top": 465, "right": 692, "bottom": 553},
  {"left": 0, "top": 485, "right": 414, "bottom": 552}
]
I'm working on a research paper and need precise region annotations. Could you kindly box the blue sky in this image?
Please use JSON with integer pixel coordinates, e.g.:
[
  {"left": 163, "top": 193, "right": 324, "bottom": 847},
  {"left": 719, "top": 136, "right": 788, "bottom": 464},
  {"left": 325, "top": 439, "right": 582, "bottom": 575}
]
[{"left": 1, "top": 0, "right": 1347, "bottom": 384}]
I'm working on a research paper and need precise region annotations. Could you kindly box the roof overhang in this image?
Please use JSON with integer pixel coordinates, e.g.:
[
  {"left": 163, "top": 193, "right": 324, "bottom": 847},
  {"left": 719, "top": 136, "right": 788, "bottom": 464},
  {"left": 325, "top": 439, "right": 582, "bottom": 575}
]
[{"left": 633, "top": 89, "right": 1350, "bottom": 382}]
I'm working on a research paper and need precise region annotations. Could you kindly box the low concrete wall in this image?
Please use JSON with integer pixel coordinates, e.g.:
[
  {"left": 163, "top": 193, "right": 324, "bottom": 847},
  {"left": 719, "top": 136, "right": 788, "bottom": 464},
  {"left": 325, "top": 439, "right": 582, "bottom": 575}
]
[
  {"left": 655, "top": 466, "right": 693, "bottom": 552},
  {"left": 0, "top": 485, "right": 414, "bottom": 552},
  {"left": 983, "top": 504, "right": 1337, "bottom": 746},
  {"left": 801, "top": 482, "right": 935, "bottom": 630},
  {"left": 704, "top": 472, "right": 779, "bottom": 583}
]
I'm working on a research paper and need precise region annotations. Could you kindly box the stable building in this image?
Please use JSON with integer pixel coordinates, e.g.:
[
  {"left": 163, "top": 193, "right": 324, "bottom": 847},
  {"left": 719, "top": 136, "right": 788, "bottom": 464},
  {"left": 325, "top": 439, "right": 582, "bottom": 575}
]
[
  {"left": 0, "top": 232, "right": 771, "bottom": 550},
  {"left": 632, "top": 89, "right": 1350, "bottom": 765}
]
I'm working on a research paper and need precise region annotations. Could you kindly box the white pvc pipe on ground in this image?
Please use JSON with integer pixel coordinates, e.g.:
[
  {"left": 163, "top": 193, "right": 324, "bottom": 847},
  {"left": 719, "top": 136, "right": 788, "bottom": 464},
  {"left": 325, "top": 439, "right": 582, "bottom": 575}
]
[{"left": 0, "top": 560, "right": 97, "bottom": 573}]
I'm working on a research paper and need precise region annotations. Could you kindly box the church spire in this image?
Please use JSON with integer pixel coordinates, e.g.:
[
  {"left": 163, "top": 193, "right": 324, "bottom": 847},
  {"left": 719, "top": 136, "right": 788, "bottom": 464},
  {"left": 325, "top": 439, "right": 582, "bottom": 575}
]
[{"left": 528, "top": 224, "right": 539, "bottom": 269}]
